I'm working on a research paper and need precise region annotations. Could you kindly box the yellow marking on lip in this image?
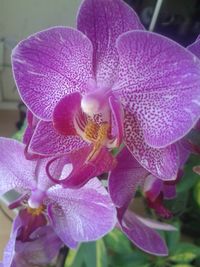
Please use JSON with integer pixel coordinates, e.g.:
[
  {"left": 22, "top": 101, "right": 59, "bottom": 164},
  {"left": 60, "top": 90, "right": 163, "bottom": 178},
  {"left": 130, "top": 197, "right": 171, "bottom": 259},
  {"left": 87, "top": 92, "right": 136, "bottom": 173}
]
[
  {"left": 84, "top": 121, "right": 110, "bottom": 161},
  {"left": 27, "top": 205, "right": 45, "bottom": 216}
]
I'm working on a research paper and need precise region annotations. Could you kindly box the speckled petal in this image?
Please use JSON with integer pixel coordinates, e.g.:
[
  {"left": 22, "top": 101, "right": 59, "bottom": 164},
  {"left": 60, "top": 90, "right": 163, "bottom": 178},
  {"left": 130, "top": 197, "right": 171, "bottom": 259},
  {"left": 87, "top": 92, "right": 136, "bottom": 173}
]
[
  {"left": 12, "top": 27, "right": 94, "bottom": 120},
  {"left": 47, "top": 178, "right": 116, "bottom": 246},
  {"left": 29, "top": 120, "right": 88, "bottom": 156},
  {"left": 114, "top": 31, "right": 200, "bottom": 147},
  {"left": 0, "top": 138, "right": 37, "bottom": 195},
  {"left": 109, "top": 147, "right": 148, "bottom": 207},
  {"left": 77, "top": 0, "right": 144, "bottom": 86},
  {"left": 123, "top": 111, "right": 179, "bottom": 180},
  {"left": 120, "top": 211, "right": 168, "bottom": 256}
]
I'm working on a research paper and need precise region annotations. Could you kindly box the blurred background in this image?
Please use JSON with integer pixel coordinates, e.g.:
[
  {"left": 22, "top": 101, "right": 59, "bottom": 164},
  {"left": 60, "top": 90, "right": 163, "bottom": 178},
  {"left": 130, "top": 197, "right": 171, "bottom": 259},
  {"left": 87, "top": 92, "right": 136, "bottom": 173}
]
[{"left": 0, "top": 0, "right": 200, "bottom": 266}]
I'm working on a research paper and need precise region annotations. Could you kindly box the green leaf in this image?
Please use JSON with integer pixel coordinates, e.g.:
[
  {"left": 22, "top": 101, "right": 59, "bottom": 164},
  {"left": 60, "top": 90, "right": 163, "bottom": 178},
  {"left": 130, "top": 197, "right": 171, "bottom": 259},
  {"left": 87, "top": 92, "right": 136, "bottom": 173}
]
[
  {"left": 65, "top": 246, "right": 85, "bottom": 267},
  {"left": 177, "top": 155, "right": 200, "bottom": 193},
  {"left": 170, "top": 243, "right": 200, "bottom": 263},
  {"left": 170, "top": 264, "right": 192, "bottom": 267},
  {"left": 163, "top": 221, "right": 180, "bottom": 254},
  {"left": 193, "top": 180, "right": 200, "bottom": 207},
  {"left": 65, "top": 240, "right": 107, "bottom": 267},
  {"left": 12, "top": 124, "right": 26, "bottom": 141},
  {"left": 96, "top": 239, "right": 107, "bottom": 267},
  {"left": 104, "top": 228, "right": 132, "bottom": 254}
]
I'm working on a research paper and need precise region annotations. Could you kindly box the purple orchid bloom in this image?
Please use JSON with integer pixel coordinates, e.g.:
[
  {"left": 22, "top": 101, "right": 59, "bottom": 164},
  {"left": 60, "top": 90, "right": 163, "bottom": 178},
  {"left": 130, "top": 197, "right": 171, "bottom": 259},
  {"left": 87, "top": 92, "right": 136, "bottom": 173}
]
[
  {"left": 12, "top": 0, "right": 200, "bottom": 183},
  {"left": 108, "top": 147, "right": 176, "bottom": 256},
  {"left": 1, "top": 215, "right": 62, "bottom": 267},
  {"left": 0, "top": 138, "right": 116, "bottom": 249}
]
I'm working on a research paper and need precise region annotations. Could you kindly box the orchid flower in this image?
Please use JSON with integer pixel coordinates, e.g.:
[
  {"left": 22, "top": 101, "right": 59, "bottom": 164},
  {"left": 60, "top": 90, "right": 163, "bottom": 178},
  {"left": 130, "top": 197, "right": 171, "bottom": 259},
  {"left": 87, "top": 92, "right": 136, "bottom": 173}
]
[
  {"left": 108, "top": 147, "right": 176, "bottom": 256},
  {"left": 0, "top": 138, "right": 116, "bottom": 249},
  {"left": 0, "top": 215, "right": 62, "bottom": 267},
  {"left": 12, "top": 0, "right": 200, "bottom": 182}
]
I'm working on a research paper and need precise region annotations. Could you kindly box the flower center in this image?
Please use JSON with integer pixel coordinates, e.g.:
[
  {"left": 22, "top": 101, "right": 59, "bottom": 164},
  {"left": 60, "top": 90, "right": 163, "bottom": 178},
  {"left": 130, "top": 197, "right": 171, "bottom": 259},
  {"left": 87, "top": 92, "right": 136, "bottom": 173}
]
[
  {"left": 27, "top": 204, "right": 45, "bottom": 216},
  {"left": 84, "top": 121, "right": 110, "bottom": 161}
]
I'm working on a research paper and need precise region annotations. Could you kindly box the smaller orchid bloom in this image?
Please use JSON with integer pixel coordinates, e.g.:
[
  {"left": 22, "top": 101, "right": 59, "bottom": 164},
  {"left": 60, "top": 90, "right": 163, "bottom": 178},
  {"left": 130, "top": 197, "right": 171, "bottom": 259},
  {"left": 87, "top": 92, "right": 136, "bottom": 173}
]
[
  {"left": 108, "top": 147, "right": 176, "bottom": 255},
  {"left": 12, "top": 0, "right": 200, "bottom": 183},
  {"left": 143, "top": 175, "right": 177, "bottom": 219},
  {"left": 0, "top": 138, "right": 116, "bottom": 249},
  {"left": 1, "top": 215, "right": 62, "bottom": 267}
]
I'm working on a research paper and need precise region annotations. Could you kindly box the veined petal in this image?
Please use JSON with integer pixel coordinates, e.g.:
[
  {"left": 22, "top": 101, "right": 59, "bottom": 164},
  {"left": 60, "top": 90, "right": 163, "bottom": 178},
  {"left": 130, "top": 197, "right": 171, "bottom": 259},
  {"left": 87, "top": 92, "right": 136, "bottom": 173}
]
[
  {"left": 53, "top": 92, "right": 84, "bottom": 136},
  {"left": 29, "top": 120, "right": 88, "bottom": 156},
  {"left": 47, "top": 178, "right": 116, "bottom": 246},
  {"left": 0, "top": 138, "right": 37, "bottom": 195},
  {"left": 123, "top": 111, "right": 179, "bottom": 180},
  {"left": 12, "top": 27, "right": 94, "bottom": 120},
  {"left": 77, "top": 0, "right": 144, "bottom": 86},
  {"left": 120, "top": 210, "right": 168, "bottom": 256},
  {"left": 109, "top": 147, "right": 148, "bottom": 208},
  {"left": 114, "top": 31, "right": 200, "bottom": 147}
]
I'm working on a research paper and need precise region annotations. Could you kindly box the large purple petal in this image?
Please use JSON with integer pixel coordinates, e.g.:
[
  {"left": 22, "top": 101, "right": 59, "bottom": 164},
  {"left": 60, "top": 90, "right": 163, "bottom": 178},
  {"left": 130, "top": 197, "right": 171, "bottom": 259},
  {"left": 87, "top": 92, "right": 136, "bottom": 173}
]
[
  {"left": 123, "top": 111, "right": 179, "bottom": 180},
  {"left": 47, "top": 178, "right": 116, "bottom": 246},
  {"left": 120, "top": 211, "right": 168, "bottom": 256},
  {"left": 29, "top": 120, "right": 88, "bottom": 156},
  {"left": 109, "top": 147, "right": 148, "bottom": 208},
  {"left": 0, "top": 138, "right": 37, "bottom": 195},
  {"left": 114, "top": 31, "right": 200, "bottom": 147},
  {"left": 12, "top": 27, "right": 94, "bottom": 120},
  {"left": 77, "top": 0, "right": 144, "bottom": 86}
]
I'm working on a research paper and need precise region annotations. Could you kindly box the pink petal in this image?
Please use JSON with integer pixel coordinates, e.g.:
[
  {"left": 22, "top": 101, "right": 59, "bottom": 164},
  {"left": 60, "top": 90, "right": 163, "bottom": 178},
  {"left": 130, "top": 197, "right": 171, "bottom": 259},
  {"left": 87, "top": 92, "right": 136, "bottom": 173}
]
[
  {"left": 123, "top": 111, "right": 179, "bottom": 180},
  {"left": 120, "top": 211, "right": 168, "bottom": 256},
  {"left": 109, "top": 95, "right": 124, "bottom": 146},
  {"left": 12, "top": 27, "right": 94, "bottom": 120},
  {"left": 53, "top": 92, "right": 84, "bottom": 136},
  {"left": 0, "top": 138, "right": 37, "bottom": 195},
  {"left": 114, "top": 31, "right": 200, "bottom": 147},
  {"left": 29, "top": 120, "right": 88, "bottom": 156},
  {"left": 47, "top": 178, "right": 116, "bottom": 246},
  {"left": 77, "top": 0, "right": 144, "bottom": 86},
  {"left": 109, "top": 147, "right": 148, "bottom": 207}
]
